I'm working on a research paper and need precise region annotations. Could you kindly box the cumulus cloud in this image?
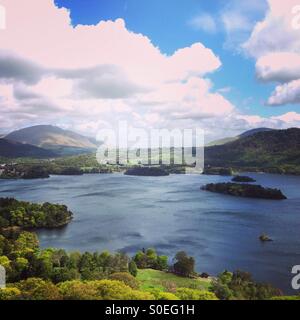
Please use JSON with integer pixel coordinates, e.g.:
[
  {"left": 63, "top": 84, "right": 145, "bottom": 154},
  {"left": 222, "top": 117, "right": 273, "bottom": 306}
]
[
  {"left": 141, "top": 77, "right": 234, "bottom": 120},
  {"left": 256, "top": 53, "right": 300, "bottom": 82},
  {"left": 273, "top": 111, "right": 300, "bottom": 122},
  {"left": 187, "top": 1, "right": 267, "bottom": 50},
  {"left": 228, "top": 111, "right": 300, "bottom": 133},
  {"left": 243, "top": 0, "right": 300, "bottom": 106},
  {"left": 57, "top": 65, "right": 147, "bottom": 99},
  {"left": 244, "top": 0, "right": 300, "bottom": 58},
  {"left": 13, "top": 83, "right": 43, "bottom": 100},
  {"left": 0, "top": 0, "right": 298, "bottom": 140},
  {"left": 0, "top": 52, "right": 45, "bottom": 84},
  {"left": 0, "top": 0, "right": 231, "bottom": 137},
  {"left": 267, "top": 80, "right": 300, "bottom": 105}
]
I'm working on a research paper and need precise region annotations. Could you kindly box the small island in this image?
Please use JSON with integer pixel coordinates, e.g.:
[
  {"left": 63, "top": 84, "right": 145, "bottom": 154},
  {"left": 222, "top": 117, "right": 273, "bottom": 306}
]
[
  {"left": 0, "top": 198, "right": 73, "bottom": 229},
  {"left": 201, "top": 183, "right": 287, "bottom": 200},
  {"left": 232, "top": 175, "right": 256, "bottom": 183},
  {"left": 124, "top": 167, "right": 170, "bottom": 177},
  {"left": 53, "top": 167, "right": 84, "bottom": 176},
  {"left": 203, "top": 167, "right": 233, "bottom": 176},
  {"left": 259, "top": 234, "right": 273, "bottom": 242}
]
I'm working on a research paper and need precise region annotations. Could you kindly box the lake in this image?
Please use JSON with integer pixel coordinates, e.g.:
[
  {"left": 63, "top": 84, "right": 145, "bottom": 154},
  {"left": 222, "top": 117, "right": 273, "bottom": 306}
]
[{"left": 0, "top": 173, "right": 300, "bottom": 294}]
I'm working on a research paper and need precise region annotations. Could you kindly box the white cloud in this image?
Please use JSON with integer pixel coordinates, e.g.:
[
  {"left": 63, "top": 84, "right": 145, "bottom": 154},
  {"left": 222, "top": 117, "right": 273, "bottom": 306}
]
[
  {"left": 244, "top": 0, "right": 300, "bottom": 58},
  {"left": 273, "top": 111, "right": 300, "bottom": 122},
  {"left": 187, "top": 1, "right": 267, "bottom": 49},
  {"left": 222, "top": 12, "right": 252, "bottom": 33},
  {"left": 221, "top": 0, "right": 268, "bottom": 49},
  {"left": 0, "top": 0, "right": 298, "bottom": 140},
  {"left": 244, "top": 0, "right": 300, "bottom": 106},
  {"left": 188, "top": 14, "right": 217, "bottom": 33},
  {"left": 0, "top": 0, "right": 232, "bottom": 138},
  {"left": 267, "top": 79, "right": 300, "bottom": 105},
  {"left": 256, "top": 52, "right": 300, "bottom": 82}
]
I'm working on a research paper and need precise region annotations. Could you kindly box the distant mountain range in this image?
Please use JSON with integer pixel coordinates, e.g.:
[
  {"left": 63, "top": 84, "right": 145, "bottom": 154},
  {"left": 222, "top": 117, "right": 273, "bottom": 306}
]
[
  {"left": 205, "top": 128, "right": 300, "bottom": 171},
  {"left": 1, "top": 125, "right": 300, "bottom": 172},
  {"left": 0, "top": 138, "right": 57, "bottom": 158},
  {"left": 206, "top": 128, "right": 275, "bottom": 146},
  {"left": 4, "top": 125, "right": 99, "bottom": 156}
]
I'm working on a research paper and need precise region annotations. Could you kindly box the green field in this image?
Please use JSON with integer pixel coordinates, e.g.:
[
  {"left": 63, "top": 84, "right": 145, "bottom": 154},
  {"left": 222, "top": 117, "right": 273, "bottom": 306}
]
[{"left": 137, "top": 269, "right": 212, "bottom": 292}]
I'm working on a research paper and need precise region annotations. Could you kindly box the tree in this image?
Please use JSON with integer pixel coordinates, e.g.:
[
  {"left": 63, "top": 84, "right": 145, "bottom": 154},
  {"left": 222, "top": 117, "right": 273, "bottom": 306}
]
[
  {"left": 15, "top": 277, "right": 62, "bottom": 300},
  {"left": 109, "top": 272, "right": 139, "bottom": 289},
  {"left": 0, "top": 216, "right": 9, "bottom": 228},
  {"left": 212, "top": 270, "right": 281, "bottom": 300},
  {"left": 134, "top": 251, "right": 148, "bottom": 269},
  {"left": 155, "top": 292, "right": 180, "bottom": 300},
  {"left": 15, "top": 257, "right": 29, "bottom": 272},
  {"left": 90, "top": 280, "right": 153, "bottom": 300},
  {"left": 0, "top": 235, "right": 6, "bottom": 255},
  {"left": 129, "top": 260, "right": 138, "bottom": 277},
  {"left": 0, "top": 255, "right": 11, "bottom": 270},
  {"left": 52, "top": 267, "right": 80, "bottom": 284},
  {"left": 30, "top": 249, "right": 55, "bottom": 280},
  {"left": 67, "top": 251, "right": 81, "bottom": 269},
  {"left": 51, "top": 249, "right": 69, "bottom": 268},
  {"left": 133, "top": 249, "right": 168, "bottom": 271},
  {"left": 176, "top": 288, "right": 218, "bottom": 300},
  {"left": 58, "top": 280, "right": 99, "bottom": 300},
  {"left": 157, "top": 255, "right": 168, "bottom": 270},
  {"left": 14, "top": 231, "right": 39, "bottom": 254},
  {"left": 0, "top": 288, "right": 21, "bottom": 300},
  {"left": 79, "top": 252, "right": 96, "bottom": 272},
  {"left": 173, "top": 251, "right": 195, "bottom": 277}
]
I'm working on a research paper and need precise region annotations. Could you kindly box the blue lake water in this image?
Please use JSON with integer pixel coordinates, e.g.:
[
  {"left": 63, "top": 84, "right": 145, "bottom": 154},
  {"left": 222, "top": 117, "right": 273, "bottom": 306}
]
[{"left": 0, "top": 173, "right": 300, "bottom": 294}]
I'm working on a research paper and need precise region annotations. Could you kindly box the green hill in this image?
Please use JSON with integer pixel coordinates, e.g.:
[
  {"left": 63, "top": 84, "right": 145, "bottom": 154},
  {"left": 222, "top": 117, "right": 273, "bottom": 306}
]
[
  {"left": 0, "top": 139, "right": 57, "bottom": 158},
  {"left": 205, "top": 128, "right": 300, "bottom": 173},
  {"left": 206, "top": 128, "right": 275, "bottom": 147}
]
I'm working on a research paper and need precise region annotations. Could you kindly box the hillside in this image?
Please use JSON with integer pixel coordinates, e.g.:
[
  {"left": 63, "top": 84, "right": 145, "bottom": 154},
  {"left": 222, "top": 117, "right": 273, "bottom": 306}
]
[
  {"left": 206, "top": 128, "right": 275, "bottom": 147},
  {"left": 0, "top": 139, "right": 57, "bottom": 158},
  {"left": 205, "top": 128, "right": 300, "bottom": 172},
  {"left": 5, "top": 125, "right": 98, "bottom": 155}
]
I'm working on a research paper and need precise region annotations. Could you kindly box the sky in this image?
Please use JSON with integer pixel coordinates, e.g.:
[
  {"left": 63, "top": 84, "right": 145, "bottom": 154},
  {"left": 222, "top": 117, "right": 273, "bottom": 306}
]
[{"left": 0, "top": 0, "right": 300, "bottom": 142}]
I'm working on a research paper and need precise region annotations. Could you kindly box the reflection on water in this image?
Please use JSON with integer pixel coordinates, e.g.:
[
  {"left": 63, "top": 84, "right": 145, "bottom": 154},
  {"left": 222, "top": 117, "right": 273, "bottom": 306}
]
[{"left": 1, "top": 173, "right": 300, "bottom": 294}]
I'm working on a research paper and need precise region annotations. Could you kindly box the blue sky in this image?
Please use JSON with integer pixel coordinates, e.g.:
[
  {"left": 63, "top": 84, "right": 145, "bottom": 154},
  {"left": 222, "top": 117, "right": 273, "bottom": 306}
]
[{"left": 54, "top": 0, "right": 293, "bottom": 118}]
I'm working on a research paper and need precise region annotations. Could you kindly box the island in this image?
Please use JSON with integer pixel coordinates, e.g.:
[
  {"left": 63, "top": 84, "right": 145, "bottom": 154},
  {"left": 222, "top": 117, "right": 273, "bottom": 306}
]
[
  {"left": 124, "top": 167, "right": 170, "bottom": 177},
  {"left": 52, "top": 167, "right": 84, "bottom": 176},
  {"left": 0, "top": 165, "right": 50, "bottom": 180},
  {"left": 203, "top": 167, "right": 233, "bottom": 176},
  {"left": 259, "top": 234, "right": 273, "bottom": 242},
  {"left": 0, "top": 197, "right": 73, "bottom": 229},
  {"left": 201, "top": 183, "right": 287, "bottom": 200},
  {"left": 232, "top": 175, "right": 256, "bottom": 183}
]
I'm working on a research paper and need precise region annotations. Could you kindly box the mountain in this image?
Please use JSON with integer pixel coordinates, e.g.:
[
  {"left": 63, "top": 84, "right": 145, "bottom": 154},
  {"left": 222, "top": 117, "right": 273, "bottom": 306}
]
[
  {"left": 206, "top": 128, "right": 275, "bottom": 147},
  {"left": 5, "top": 125, "right": 99, "bottom": 156},
  {"left": 205, "top": 128, "right": 300, "bottom": 171},
  {"left": 0, "top": 138, "right": 57, "bottom": 158},
  {"left": 206, "top": 136, "right": 237, "bottom": 147},
  {"left": 238, "top": 128, "right": 275, "bottom": 138}
]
